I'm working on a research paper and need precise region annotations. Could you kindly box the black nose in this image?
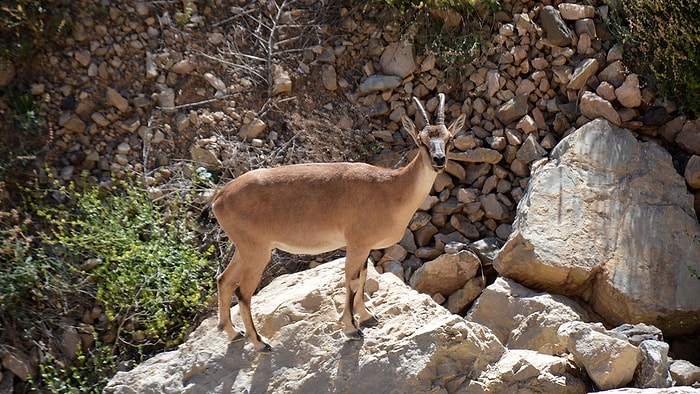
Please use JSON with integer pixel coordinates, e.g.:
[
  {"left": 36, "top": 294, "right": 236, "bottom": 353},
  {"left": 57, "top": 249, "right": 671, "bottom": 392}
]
[{"left": 433, "top": 154, "right": 446, "bottom": 167}]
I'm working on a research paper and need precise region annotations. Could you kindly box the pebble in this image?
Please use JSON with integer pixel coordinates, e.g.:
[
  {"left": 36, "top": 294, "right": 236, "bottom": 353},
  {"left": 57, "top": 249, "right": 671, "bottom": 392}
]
[
  {"left": 203, "top": 72, "right": 226, "bottom": 91},
  {"left": 106, "top": 88, "right": 129, "bottom": 112}
]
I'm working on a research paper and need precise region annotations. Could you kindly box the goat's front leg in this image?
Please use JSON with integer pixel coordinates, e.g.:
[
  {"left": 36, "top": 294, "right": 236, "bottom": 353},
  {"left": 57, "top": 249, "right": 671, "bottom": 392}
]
[{"left": 354, "top": 258, "right": 379, "bottom": 327}]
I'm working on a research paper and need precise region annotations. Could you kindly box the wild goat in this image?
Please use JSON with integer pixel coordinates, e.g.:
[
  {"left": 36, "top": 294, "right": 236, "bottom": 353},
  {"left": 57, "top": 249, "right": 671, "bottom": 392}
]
[{"left": 204, "top": 93, "right": 466, "bottom": 352}]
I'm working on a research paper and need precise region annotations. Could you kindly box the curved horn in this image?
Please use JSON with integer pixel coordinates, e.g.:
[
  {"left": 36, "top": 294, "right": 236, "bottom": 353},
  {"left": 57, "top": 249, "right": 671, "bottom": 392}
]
[
  {"left": 412, "top": 97, "right": 430, "bottom": 126},
  {"left": 436, "top": 93, "right": 445, "bottom": 125}
]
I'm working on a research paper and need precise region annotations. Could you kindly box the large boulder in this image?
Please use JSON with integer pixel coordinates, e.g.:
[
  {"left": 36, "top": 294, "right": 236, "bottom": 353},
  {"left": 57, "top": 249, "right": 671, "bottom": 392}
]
[
  {"left": 467, "top": 277, "right": 588, "bottom": 351},
  {"left": 558, "top": 321, "right": 642, "bottom": 390},
  {"left": 106, "top": 259, "right": 549, "bottom": 393},
  {"left": 494, "top": 118, "right": 700, "bottom": 335}
]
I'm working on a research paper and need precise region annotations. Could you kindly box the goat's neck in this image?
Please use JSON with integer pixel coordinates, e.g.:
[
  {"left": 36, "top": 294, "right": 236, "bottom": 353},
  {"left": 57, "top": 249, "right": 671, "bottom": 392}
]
[{"left": 395, "top": 145, "right": 438, "bottom": 207}]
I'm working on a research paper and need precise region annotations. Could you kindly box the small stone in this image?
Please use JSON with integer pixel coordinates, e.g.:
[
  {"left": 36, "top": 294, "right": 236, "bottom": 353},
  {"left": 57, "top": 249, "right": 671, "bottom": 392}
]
[
  {"left": 634, "top": 340, "right": 672, "bottom": 388},
  {"left": 669, "top": 359, "right": 700, "bottom": 386},
  {"left": 30, "top": 83, "right": 45, "bottom": 95},
  {"left": 272, "top": 65, "right": 293, "bottom": 95},
  {"left": 114, "top": 154, "right": 129, "bottom": 166},
  {"left": 685, "top": 155, "right": 700, "bottom": 189},
  {"left": 409, "top": 250, "right": 481, "bottom": 296},
  {"left": 642, "top": 106, "right": 669, "bottom": 127},
  {"left": 171, "top": 59, "right": 196, "bottom": 74},
  {"left": 516, "top": 115, "right": 537, "bottom": 134},
  {"left": 580, "top": 91, "right": 621, "bottom": 126},
  {"left": 447, "top": 277, "right": 485, "bottom": 315},
  {"left": 659, "top": 116, "right": 686, "bottom": 143},
  {"left": 577, "top": 33, "right": 592, "bottom": 55},
  {"left": 420, "top": 54, "right": 435, "bottom": 73},
  {"left": 203, "top": 72, "right": 226, "bottom": 91},
  {"left": 383, "top": 244, "right": 408, "bottom": 262},
  {"left": 596, "top": 81, "right": 617, "bottom": 101},
  {"left": 106, "top": 88, "right": 129, "bottom": 112},
  {"left": 516, "top": 134, "right": 547, "bottom": 163},
  {"left": 515, "top": 79, "right": 536, "bottom": 96},
  {"left": 2, "top": 353, "right": 32, "bottom": 381},
  {"left": 190, "top": 147, "right": 222, "bottom": 168},
  {"left": 607, "top": 44, "right": 624, "bottom": 63},
  {"left": 676, "top": 119, "right": 700, "bottom": 155},
  {"left": 145, "top": 52, "right": 158, "bottom": 79},
  {"left": 382, "top": 260, "right": 405, "bottom": 281},
  {"left": 448, "top": 148, "right": 503, "bottom": 165},
  {"left": 322, "top": 64, "right": 337, "bottom": 91},
  {"left": 120, "top": 117, "right": 140, "bottom": 133},
  {"left": 208, "top": 32, "right": 225, "bottom": 45},
  {"left": 239, "top": 118, "right": 267, "bottom": 140},
  {"left": 359, "top": 75, "right": 402, "bottom": 94},
  {"left": 480, "top": 194, "right": 509, "bottom": 220},
  {"left": 599, "top": 60, "right": 627, "bottom": 87},
  {"left": 575, "top": 19, "right": 597, "bottom": 38},
  {"left": 75, "top": 50, "right": 91, "bottom": 67},
  {"left": 155, "top": 99, "right": 174, "bottom": 124},
  {"left": 454, "top": 133, "right": 476, "bottom": 151},
  {"left": 380, "top": 41, "right": 416, "bottom": 78},
  {"left": 567, "top": 58, "right": 599, "bottom": 90},
  {"left": 91, "top": 112, "right": 111, "bottom": 127},
  {"left": 58, "top": 113, "right": 86, "bottom": 133},
  {"left": 558, "top": 322, "right": 642, "bottom": 390},
  {"left": 540, "top": 5, "right": 573, "bottom": 46},
  {"left": 152, "top": 130, "right": 165, "bottom": 144},
  {"left": 117, "top": 142, "right": 130, "bottom": 154},
  {"left": 558, "top": 3, "right": 595, "bottom": 20},
  {"left": 486, "top": 69, "right": 502, "bottom": 98},
  {"left": 135, "top": 2, "right": 151, "bottom": 16},
  {"left": 495, "top": 94, "right": 529, "bottom": 126},
  {"left": 615, "top": 74, "right": 642, "bottom": 108}
]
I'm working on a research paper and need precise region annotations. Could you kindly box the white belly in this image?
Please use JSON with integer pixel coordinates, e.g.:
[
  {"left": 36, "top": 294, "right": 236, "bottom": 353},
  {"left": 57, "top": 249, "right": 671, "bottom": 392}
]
[{"left": 272, "top": 236, "right": 347, "bottom": 255}]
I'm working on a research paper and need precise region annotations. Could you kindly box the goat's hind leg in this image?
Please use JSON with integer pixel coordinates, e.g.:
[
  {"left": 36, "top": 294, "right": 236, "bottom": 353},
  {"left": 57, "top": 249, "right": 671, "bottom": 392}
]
[
  {"left": 341, "top": 248, "right": 371, "bottom": 340},
  {"left": 234, "top": 248, "right": 273, "bottom": 352},
  {"left": 355, "top": 259, "right": 379, "bottom": 328},
  {"left": 217, "top": 254, "right": 245, "bottom": 341}
]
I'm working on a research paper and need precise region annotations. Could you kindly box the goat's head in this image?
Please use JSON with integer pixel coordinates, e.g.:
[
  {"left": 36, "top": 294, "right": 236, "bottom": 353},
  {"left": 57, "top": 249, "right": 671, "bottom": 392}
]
[{"left": 401, "top": 93, "right": 467, "bottom": 172}]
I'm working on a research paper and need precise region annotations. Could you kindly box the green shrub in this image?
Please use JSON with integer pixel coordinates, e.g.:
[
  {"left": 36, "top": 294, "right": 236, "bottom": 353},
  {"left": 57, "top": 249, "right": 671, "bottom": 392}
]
[
  {"left": 608, "top": 0, "right": 700, "bottom": 117},
  {"left": 32, "top": 343, "right": 115, "bottom": 394},
  {"left": 1, "top": 174, "right": 216, "bottom": 392},
  {"left": 38, "top": 176, "right": 216, "bottom": 351}
]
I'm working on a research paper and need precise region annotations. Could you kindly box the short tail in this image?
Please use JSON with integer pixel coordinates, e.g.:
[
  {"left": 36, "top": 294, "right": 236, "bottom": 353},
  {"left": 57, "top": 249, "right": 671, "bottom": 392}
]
[{"left": 197, "top": 205, "right": 214, "bottom": 226}]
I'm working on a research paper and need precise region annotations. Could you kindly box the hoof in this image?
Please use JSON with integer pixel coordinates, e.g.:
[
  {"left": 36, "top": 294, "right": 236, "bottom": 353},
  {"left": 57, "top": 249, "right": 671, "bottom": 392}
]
[
  {"left": 344, "top": 329, "right": 364, "bottom": 341},
  {"left": 255, "top": 342, "right": 272, "bottom": 353},
  {"left": 231, "top": 330, "right": 246, "bottom": 342},
  {"left": 360, "top": 315, "right": 379, "bottom": 328},
  {"left": 218, "top": 324, "right": 245, "bottom": 342}
]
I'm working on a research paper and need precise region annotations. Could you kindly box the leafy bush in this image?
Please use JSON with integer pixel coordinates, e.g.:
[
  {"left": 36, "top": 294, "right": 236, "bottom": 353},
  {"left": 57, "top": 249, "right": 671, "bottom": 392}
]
[
  {"left": 1, "top": 175, "right": 216, "bottom": 392},
  {"left": 608, "top": 0, "right": 700, "bottom": 117},
  {"left": 38, "top": 176, "right": 216, "bottom": 350},
  {"left": 32, "top": 344, "right": 115, "bottom": 394}
]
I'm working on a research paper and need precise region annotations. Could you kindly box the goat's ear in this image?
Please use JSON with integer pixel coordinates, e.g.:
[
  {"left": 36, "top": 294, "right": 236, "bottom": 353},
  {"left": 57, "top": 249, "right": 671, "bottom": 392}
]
[
  {"left": 401, "top": 115, "right": 420, "bottom": 145},
  {"left": 448, "top": 114, "right": 467, "bottom": 136}
]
